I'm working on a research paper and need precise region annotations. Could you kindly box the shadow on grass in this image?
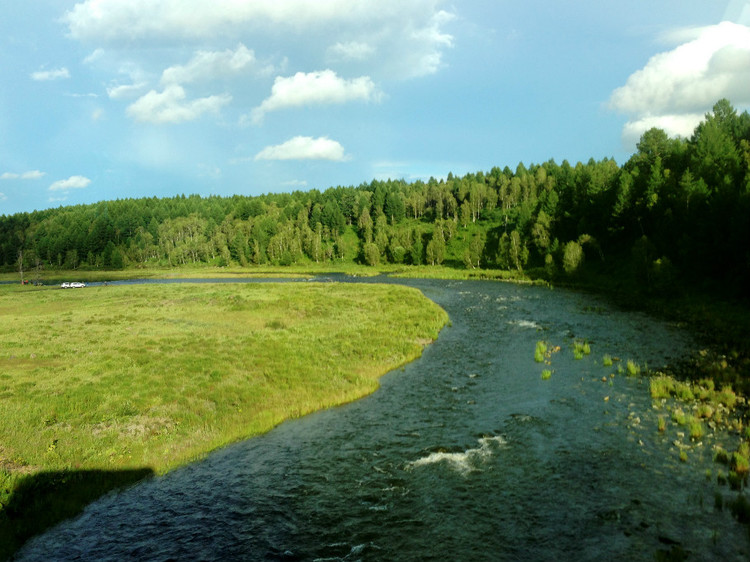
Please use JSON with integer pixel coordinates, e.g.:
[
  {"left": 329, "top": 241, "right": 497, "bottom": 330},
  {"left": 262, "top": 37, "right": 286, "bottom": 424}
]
[{"left": 0, "top": 467, "right": 154, "bottom": 561}]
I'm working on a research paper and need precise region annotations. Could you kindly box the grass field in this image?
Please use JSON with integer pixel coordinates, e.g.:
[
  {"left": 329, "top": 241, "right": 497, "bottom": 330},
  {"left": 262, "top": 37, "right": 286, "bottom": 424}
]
[{"left": 0, "top": 281, "right": 448, "bottom": 558}]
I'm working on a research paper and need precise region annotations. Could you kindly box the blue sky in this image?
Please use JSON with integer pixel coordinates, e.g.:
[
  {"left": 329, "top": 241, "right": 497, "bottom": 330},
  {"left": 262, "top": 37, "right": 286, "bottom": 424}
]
[{"left": 2, "top": 0, "right": 749, "bottom": 215}]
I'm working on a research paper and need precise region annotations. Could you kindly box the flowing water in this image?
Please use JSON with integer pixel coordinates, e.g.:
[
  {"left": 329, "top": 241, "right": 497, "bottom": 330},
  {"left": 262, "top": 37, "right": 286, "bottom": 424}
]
[{"left": 15, "top": 279, "right": 750, "bottom": 561}]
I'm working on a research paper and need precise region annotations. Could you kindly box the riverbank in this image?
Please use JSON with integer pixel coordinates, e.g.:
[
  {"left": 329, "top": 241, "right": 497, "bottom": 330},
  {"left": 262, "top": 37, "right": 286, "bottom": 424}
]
[{"left": 0, "top": 281, "right": 448, "bottom": 560}]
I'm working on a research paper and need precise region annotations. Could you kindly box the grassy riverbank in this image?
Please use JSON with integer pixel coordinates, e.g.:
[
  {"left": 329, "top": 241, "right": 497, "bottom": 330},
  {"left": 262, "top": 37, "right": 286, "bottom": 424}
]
[{"left": 0, "top": 281, "right": 448, "bottom": 559}]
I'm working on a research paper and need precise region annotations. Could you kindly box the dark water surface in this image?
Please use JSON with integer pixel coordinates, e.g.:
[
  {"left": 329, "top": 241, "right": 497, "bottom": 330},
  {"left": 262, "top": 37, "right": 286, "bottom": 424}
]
[{"left": 15, "top": 279, "right": 750, "bottom": 561}]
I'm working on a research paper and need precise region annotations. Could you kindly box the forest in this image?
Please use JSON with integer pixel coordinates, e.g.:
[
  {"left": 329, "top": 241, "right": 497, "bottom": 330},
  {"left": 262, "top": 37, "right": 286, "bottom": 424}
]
[{"left": 2, "top": 99, "right": 750, "bottom": 297}]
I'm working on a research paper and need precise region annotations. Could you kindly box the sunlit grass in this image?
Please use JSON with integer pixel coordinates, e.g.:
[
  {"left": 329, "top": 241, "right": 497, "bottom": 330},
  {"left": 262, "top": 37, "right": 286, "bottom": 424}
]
[{"left": 0, "top": 282, "right": 448, "bottom": 517}]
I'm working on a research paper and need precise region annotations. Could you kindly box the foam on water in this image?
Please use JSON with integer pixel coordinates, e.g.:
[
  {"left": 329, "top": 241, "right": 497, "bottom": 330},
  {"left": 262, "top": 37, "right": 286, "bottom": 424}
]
[
  {"left": 407, "top": 435, "right": 507, "bottom": 475},
  {"left": 508, "top": 319, "right": 541, "bottom": 330}
]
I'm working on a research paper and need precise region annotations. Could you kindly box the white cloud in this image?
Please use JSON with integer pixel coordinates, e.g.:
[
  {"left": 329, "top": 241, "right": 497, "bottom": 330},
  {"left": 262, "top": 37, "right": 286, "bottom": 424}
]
[
  {"left": 49, "top": 175, "right": 91, "bottom": 191},
  {"left": 248, "top": 70, "right": 381, "bottom": 124},
  {"left": 127, "top": 85, "right": 232, "bottom": 124},
  {"left": 107, "top": 82, "right": 147, "bottom": 100},
  {"left": 161, "top": 43, "right": 257, "bottom": 85},
  {"left": 327, "top": 41, "right": 376, "bottom": 62},
  {"left": 282, "top": 179, "right": 309, "bottom": 187},
  {"left": 255, "top": 136, "right": 349, "bottom": 161},
  {"left": 621, "top": 114, "right": 706, "bottom": 148},
  {"left": 610, "top": 21, "right": 750, "bottom": 143},
  {"left": 1, "top": 170, "right": 46, "bottom": 180},
  {"left": 0, "top": 192, "right": 6, "bottom": 202},
  {"left": 31, "top": 67, "right": 71, "bottom": 81}
]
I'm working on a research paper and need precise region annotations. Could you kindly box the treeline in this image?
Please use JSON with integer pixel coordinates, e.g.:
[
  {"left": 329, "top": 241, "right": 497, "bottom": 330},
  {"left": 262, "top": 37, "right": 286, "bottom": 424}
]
[{"left": 2, "top": 99, "right": 749, "bottom": 295}]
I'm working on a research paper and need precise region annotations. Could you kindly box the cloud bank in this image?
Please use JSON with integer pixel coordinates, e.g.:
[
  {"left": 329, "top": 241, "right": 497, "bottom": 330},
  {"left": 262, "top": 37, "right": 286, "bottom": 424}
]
[
  {"left": 64, "top": 0, "right": 453, "bottom": 79},
  {"left": 255, "top": 136, "right": 348, "bottom": 161},
  {"left": 610, "top": 21, "right": 750, "bottom": 145}
]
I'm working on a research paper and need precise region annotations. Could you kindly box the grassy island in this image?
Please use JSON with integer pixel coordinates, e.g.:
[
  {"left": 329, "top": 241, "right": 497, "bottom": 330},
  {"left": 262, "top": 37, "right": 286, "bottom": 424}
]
[{"left": 0, "top": 281, "right": 448, "bottom": 559}]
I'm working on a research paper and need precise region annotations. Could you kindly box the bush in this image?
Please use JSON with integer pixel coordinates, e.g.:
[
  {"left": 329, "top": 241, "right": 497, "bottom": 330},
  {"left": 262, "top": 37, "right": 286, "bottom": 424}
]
[
  {"left": 689, "top": 418, "right": 704, "bottom": 440},
  {"left": 562, "top": 241, "right": 584, "bottom": 275}
]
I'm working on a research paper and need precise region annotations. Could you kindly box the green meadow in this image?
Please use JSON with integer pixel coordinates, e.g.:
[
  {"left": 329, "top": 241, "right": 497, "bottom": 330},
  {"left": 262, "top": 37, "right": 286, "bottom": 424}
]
[{"left": 0, "top": 281, "right": 448, "bottom": 557}]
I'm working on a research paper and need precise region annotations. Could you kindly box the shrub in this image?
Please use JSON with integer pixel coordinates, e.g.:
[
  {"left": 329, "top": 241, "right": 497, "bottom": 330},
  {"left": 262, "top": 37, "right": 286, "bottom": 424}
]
[
  {"left": 689, "top": 418, "right": 704, "bottom": 440},
  {"left": 562, "top": 241, "right": 584, "bottom": 275},
  {"left": 733, "top": 452, "right": 750, "bottom": 476},
  {"left": 671, "top": 408, "right": 687, "bottom": 425},
  {"left": 674, "top": 381, "right": 694, "bottom": 401},
  {"left": 696, "top": 403, "right": 714, "bottom": 419},
  {"left": 718, "top": 386, "right": 738, "bottom": 409},
  {"left": 650, "top": 376, "right": 674, "bottom": 399}
]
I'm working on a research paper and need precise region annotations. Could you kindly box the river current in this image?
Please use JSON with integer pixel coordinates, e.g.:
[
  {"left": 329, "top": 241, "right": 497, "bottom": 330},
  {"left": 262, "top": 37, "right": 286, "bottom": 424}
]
[{"left": 15, "top": 278, "right": 750, "bottom": 560}]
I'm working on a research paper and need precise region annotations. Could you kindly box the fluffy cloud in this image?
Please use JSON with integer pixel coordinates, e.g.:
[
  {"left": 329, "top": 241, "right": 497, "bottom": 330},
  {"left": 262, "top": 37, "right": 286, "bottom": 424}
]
[
  {"left": 1, "top": 170, "right": 46, "bottom": 180},
  {"left": 248, "top": 70, "right": 381, "bottom": 124},
  {"left": 30, "top": 67, "right": 70, "bottom": 81},
  {"left": 127, "top": 85, "right": 232, "bottom": 124},
  {"left": 161, "top": 44, "right": 258, "bottom": 85},
  {"left": 610, "top": 21, "right": 750, "bottom": 144},
  {"left": 255, "top": 136, "right": 348, "bottom": 161},
  {"left": 49, "top": 175, "right": 91, "bottom": 191}
]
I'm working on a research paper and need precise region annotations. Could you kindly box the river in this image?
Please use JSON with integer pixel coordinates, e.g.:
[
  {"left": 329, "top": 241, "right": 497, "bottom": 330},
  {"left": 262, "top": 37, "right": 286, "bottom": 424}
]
[{"left": 15, "top": 278, "right": 750, "bottom": 560}]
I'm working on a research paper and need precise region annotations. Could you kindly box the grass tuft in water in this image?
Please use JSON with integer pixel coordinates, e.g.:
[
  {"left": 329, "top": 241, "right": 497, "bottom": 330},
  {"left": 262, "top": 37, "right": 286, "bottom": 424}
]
[
  {"left": 626, "top": 359, "right": 641, "bottom": 377},
  {"left": 541, "top": 369, "right": 553, "bottom": 380},
  {"left": 602, "top": 354, "right": 613, "bottom": 367},
  {"left": 572, "top": 340, "right": 590, "bottom": 360},
  {"left": 534, "top": 341, "right": 547, "bottom": 363}
]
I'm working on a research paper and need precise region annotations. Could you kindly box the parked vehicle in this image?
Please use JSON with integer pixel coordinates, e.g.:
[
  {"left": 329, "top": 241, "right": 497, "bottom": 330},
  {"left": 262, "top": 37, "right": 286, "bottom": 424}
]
[{"left": 61, "top": 282, "right": 86, "bottom": 288}]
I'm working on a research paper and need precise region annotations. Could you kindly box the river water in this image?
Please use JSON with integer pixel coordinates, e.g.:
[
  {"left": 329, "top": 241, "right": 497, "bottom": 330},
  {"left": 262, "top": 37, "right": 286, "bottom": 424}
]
[{"left": 15, "top": 278, "right": 750, "bottom": 561}]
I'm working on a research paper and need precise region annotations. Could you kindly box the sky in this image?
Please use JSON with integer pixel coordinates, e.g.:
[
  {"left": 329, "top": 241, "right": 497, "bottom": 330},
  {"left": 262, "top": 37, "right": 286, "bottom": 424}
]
[{"left": 1, "top": 0, "right": 750, "bottom": 216}]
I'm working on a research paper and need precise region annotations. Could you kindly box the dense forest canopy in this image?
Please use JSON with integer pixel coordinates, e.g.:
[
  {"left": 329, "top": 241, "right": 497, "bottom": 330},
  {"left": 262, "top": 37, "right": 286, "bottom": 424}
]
[{"left": 3, "top": 99, "right": 750, "bottom": 296}]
